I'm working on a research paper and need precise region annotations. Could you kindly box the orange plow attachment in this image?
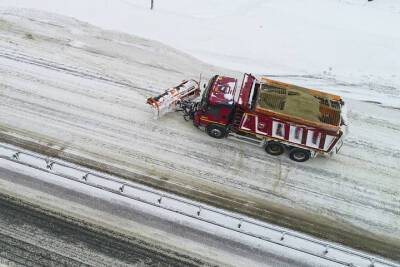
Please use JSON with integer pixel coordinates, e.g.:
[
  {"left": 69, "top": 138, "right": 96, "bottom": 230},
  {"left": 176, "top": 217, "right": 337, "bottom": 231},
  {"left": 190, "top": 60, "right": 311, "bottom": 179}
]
[{"left": 146, "top": 80, "right": 200, "bottom": 118}]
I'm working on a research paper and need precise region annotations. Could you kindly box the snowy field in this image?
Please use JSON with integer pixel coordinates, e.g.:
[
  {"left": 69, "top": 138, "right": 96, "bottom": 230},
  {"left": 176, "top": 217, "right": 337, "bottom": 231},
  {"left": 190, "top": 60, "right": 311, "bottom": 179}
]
[
  {"left": 2, "top": 0, "right": 400, "bottom": 90},
  {"left": 0, "top": 0, "right": 399, "bottom": 261}
]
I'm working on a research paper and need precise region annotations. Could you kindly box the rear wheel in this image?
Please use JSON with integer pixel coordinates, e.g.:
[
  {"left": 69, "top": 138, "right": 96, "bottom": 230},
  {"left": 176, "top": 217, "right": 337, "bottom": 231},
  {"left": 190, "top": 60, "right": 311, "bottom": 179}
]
[
  {"left": 265, "top": 142, "right": 285, "bottom": 156},
  {"left": 206, "top": 124, "right": 226, "bottom": 139},
  {"left": 289, "top": 148, "right": 311, "bottom": 162}
]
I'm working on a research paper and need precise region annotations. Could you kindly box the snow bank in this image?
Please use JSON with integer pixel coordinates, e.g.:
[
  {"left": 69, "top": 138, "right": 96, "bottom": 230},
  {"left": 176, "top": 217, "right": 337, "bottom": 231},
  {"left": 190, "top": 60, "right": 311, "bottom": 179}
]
[{"left": 1, "top": 0, "right": 399, "bottom": 88}]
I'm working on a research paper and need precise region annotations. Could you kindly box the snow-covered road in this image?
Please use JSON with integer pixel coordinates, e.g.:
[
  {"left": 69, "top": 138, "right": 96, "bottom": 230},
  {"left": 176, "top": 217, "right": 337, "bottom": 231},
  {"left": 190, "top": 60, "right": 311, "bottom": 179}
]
[
  {"left": 2, "top": 143, "right": 398, "bottom": 267},
  {"left": 0, "top": 9, "right": 399, "bottom": 260}
]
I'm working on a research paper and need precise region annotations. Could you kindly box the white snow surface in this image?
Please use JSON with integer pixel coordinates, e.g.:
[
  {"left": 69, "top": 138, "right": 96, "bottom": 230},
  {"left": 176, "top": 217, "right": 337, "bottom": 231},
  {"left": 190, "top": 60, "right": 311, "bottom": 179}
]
[
  {"left": 0, "top": 158, "right": 351, "bottom": 267},
  {"left": 1, "top": 155, "right": 395, "bottom": 267},
  {"left": 0, "top": 3, "right": 399, "bottom": 260},
  {"left": 1, "top": 0, "right": 400, "bottom": 89}
]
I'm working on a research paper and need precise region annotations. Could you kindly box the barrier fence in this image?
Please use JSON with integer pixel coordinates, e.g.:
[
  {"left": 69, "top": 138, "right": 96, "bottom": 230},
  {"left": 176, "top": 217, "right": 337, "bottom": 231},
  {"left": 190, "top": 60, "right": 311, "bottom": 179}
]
[{"left": 0, "top": 143, "right": 398, "bottom": 267}]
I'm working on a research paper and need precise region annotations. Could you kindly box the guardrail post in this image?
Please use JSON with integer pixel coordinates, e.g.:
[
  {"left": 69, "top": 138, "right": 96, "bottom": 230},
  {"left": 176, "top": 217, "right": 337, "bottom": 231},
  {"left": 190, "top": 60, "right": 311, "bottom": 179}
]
[
  {"left": 119, "top": 184, "right": 125, "bottom": 193},
  {"left": 280, "top": 232, "right": 286, "bottom": 241},
  {"left": 12, "top": 152, "right": 20, "bottom": 160},
  {"left": 323, "top": 245, "right": 329, "bottom": 255},
  {"left": 46, "top": 160, "right": 54, "bottom": 170},
  {"left": 82, "top": 173, "right": 89, "bottom": 181},
  {"left": 369, "top": 258, "right": 375, "bottom": 267}
]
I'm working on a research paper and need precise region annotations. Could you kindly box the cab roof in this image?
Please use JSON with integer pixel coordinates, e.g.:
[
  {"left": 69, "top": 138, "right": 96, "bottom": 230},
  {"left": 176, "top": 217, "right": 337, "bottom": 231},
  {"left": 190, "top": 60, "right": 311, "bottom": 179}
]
[{"left": 208, "top": 76, "right": 237, "bottom": 105}]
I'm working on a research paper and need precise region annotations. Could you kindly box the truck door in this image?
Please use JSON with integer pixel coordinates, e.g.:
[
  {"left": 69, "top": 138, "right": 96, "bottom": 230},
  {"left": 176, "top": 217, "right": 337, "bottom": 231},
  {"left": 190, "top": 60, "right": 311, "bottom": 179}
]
[
  {"left": 238, "top": 73, "right": 257, "bottom": 109},
  {"left": 204, "top": 104, "right": 234, "bottom": 126}
]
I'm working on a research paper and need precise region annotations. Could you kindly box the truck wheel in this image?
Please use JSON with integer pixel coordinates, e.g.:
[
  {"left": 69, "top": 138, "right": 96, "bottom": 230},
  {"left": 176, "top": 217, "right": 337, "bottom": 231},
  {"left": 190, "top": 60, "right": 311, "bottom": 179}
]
[
  {"left": 206, "top": 124, "right": 226, "bottom": 139},
  {"left": 289, "top": 148, "right": 310, "bottom": 162},
  {"left": 265, "top": 142, "right": 285, "bottom": 156}
]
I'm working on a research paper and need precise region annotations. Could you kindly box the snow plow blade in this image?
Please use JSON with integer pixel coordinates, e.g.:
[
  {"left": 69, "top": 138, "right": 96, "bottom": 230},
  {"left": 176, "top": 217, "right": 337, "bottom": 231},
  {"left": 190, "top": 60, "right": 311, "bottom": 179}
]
[{"left": 146, "top": 79, "right": 200, "bottom": 118}]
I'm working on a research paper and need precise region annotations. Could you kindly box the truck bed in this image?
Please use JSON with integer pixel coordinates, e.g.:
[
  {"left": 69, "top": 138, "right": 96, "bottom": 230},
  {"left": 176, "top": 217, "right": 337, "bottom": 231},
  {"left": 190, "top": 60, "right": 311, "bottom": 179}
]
[{"left": 255, "top": 77, "right": 343, "bottom": 133}]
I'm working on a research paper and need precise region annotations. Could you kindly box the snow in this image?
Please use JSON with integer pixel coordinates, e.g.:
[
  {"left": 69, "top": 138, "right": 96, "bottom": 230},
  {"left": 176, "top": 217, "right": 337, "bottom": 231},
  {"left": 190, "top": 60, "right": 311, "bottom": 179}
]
[
  {"left": 52, "top": 164, "right": 87, "bottom": 180},
  {"left": 0, "top": 2, "right": 399, "bottom": 262},
  {"left": 88, "top": 174, "right": 123, "bottom": 192},
  {"left": 0, "top": 154, "right": 396, "bottom": 266},
  {"left": 1, "top": 0, "right": 399, "bottom": 89},
  {"left": 0, "top": 146, "right": 15, "bottom": 159},
  {"left": 16, "top": 153, "right": 47, "bottom": 169},
  {"left": 123, "top": 185, "right": 161, "bottom": 204}
]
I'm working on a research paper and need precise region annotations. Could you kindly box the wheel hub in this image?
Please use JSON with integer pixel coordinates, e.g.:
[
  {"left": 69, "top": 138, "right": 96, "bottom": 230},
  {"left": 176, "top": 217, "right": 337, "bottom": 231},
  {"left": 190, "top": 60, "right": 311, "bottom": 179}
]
[{"left": 210, "top": 129, "right": 222, "bottom": 137}]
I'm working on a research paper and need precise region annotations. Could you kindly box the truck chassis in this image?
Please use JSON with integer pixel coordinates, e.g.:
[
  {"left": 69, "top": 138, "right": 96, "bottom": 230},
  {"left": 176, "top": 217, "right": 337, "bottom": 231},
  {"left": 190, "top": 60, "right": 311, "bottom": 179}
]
[{"left": 147, "top": 74, "right": 347, "bottom": 162}]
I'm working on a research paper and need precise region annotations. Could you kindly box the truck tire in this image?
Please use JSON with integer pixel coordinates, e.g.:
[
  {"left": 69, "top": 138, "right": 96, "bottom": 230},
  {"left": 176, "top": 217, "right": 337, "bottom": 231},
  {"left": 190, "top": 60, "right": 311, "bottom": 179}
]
[
  {"left": 289, "top": 148, "right": 311, "bottom": 162},
  {"left": 265, "top": 142, "right": 285, "bottom": 156},
  {"left": 206, "top": 124, "right": 226, "bottom": 139}
]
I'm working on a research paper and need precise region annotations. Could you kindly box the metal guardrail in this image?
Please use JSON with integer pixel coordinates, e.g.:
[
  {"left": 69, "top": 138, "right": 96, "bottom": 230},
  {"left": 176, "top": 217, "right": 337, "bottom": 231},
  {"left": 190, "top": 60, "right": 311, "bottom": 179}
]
[{"left": 0, "top": 143, "right": 398, "bottom": 267}]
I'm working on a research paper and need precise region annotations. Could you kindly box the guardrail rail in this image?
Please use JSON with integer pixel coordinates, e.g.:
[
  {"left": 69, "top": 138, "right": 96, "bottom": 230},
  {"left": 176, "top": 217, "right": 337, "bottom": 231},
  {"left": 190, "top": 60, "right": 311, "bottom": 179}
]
[{"left": 0, "top": 143, "right": 398, "bottom": 267}]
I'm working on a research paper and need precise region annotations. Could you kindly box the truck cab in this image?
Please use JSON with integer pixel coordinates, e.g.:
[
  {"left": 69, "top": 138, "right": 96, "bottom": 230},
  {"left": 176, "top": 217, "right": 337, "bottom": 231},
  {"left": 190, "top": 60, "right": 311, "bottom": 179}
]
[{"left": 193, "top": 75, "right": 238, "bottom": 138}]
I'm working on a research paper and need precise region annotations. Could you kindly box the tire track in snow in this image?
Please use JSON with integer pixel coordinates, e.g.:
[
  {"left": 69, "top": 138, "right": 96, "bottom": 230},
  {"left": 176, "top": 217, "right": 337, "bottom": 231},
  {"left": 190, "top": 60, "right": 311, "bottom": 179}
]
[
  {"left": 2, "top": 92, "right": 399, "bottom": 224},
  {"left": 0, "top": 193, "right": 201, "bottom": 267},
  {"left": 0, "top": 50, "right": 157, "bottom": 96},
  {"left": 0, "top": 15, "right": 399, "bottom": 260},
  {"left": 1, "top": 82, "right": 399, "bottom": 227}
]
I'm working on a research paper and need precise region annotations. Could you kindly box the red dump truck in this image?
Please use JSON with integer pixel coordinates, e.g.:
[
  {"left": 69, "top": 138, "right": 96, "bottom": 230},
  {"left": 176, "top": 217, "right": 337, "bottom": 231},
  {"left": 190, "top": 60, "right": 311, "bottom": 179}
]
[{"left": 147, "top": 74, "right": 347, "bottom": 162}]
